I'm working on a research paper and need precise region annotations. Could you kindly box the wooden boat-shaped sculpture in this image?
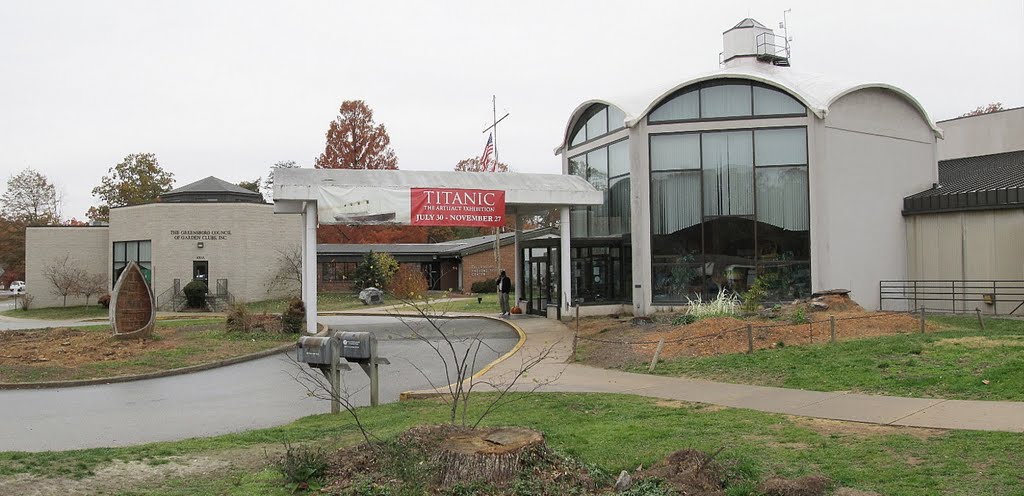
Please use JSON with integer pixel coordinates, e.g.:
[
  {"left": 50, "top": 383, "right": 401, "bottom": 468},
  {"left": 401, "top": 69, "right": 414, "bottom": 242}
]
[{"left": 110, "top": 261, "right": 155, "bottom": 340}]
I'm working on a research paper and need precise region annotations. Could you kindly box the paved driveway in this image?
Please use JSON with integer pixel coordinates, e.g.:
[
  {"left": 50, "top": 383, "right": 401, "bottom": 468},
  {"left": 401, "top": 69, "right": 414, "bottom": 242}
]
[{"left": 0, "top": 315, "right": 518, "bottom": 452}]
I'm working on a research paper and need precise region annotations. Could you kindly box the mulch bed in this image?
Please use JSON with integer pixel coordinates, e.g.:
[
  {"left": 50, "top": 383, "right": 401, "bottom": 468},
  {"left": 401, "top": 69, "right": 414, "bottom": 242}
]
[{"left": 575, "top": 295, "right": 935, "bottom": 369}]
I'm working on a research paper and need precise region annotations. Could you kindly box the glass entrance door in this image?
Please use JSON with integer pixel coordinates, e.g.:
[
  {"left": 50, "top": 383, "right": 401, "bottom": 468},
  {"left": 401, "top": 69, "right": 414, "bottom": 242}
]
[
  {"left": 193, "top": 261, "right": 209, "bottom": 285},
  {"left": 522, "top": 246, "right": 559, "bottom": 316}
]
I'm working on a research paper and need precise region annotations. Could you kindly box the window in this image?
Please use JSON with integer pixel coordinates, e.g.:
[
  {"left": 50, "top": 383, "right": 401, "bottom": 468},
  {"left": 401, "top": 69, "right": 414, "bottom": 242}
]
[
  {"left": 701, "top": 83, "right": 752, "bottom": 119},
  {"left": 649, "top": 89, "right": 699, "bottom": 122},
  {"left": 569, "top": 138, "right": 630, "bottom": 238},
  {"left": 648, "top": 80, "right": 806, "bottom": 123},
  {"left": 568, "top": 104, "right": 627, "bottom": 148},
  {"left": 113, "top": 240, "right": 152, "bottom": 286},
  {"left": 650, "top": 127, "right": 810, "bottom": 302}
]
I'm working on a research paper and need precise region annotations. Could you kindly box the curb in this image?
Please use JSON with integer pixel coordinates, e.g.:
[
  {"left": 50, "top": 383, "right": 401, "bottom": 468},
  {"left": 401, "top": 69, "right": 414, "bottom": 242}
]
[
  {"left": 397, "top": 314, "right": 528, "bottom": 401},
  {"left": 0, "top": 342, "right": 295, "bottom": 390}
]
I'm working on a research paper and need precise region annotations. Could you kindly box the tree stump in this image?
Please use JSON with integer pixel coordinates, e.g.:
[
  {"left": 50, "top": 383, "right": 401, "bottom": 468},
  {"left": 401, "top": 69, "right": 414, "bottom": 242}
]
[{"left": 432, "top": 428, "right": 544, "bottom": 487}]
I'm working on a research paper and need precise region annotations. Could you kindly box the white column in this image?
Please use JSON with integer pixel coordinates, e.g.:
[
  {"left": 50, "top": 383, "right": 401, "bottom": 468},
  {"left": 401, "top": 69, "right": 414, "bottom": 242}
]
[
  {"left": 513, "top": 212, "right": 522, "bottom": 304},
  {"left": 300, "top": 204, "right": 308, "bottom": 305},
  {"left": 304, "top": 201, "right": 318, "bottom": 335},
  {"left": 560, "top": 207, "right": 571, "bottom": 316}
]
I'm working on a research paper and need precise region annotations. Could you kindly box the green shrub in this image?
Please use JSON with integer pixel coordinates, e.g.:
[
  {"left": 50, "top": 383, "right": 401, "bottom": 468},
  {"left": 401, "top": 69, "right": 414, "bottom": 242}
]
[
  {"left": 182, "top": 280, "right": 208, "bottom": 309},
  {"left": 789, "top": 306, "right": 808, "bottom": 325},
  {"left": 672, "top": 314, "right": 697, "bottom": 326},
  {"left": 272, "top": 442, "right": 328, "bottom": 488},
  {"left": 353, "top": 251, "right": 399, "bottom": 290},
  {"left": 470, "top": 279, "right": 514, "bottom": 294},
  {"left": 742, "top": 277, "right": 769, "bottom": 313},
  {"left": 282, "top": 299, "right": 305, "bottom": 334}
]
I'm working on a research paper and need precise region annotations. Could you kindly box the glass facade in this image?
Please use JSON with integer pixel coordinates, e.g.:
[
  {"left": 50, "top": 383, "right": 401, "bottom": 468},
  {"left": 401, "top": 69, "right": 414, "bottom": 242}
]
[
  {"left": 112, "top": 240, "right": 153, "bottom": 286},
  {"left": 650, "top": 127, "right": 810, "bottom": 302},
  {"left": 565, "top": 104, "right": 632, "bottom": 305}
]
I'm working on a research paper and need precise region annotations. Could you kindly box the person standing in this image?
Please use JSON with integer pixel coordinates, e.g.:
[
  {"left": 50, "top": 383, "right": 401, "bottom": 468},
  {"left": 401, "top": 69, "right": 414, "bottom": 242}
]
[{"left": 497, "top": 270, "right": 512, "bottom": 316}]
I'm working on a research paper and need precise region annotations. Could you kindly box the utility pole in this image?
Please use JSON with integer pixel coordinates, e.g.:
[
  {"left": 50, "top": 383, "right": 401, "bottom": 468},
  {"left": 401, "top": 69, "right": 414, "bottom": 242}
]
[{"left": 482, "top": 96, "right": 510, "bottom": 276}]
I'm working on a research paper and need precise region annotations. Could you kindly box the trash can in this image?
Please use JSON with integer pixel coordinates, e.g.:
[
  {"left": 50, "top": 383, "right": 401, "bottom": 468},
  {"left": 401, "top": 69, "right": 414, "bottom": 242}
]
[{"left": 546, "top": 304, "right": 559, "bottom": 320}]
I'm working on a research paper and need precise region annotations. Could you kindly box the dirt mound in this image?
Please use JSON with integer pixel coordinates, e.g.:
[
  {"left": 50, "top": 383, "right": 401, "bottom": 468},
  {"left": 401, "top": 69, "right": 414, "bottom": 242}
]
[
  {"left": 815, "top": 294, "right": 863, "bottom": 312},
  {"left": 757, "top": 475, "right": 832, "bottom": 496},
  {"left": 638, "top": 448, "right": 729, "bottom": 495}
]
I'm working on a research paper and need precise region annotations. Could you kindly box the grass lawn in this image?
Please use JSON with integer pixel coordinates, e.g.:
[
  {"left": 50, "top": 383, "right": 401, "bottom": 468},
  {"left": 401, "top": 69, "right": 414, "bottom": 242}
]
[
  {"left": 636, "top": 316, "right": 1024, "bottom": 401},
  {"left": 0, "top": 393, "right": 1021, "bottom": 495},
  {"left": 245, "top": 292, "right": 367, "bottom": 314},
  {"left": 0, "top": 304, "right": 109, "bottom": 320},
  {"left": 424, "top": 292, "right": 501, "bottom": 313},
  {"left": 0, "top": 319, "right": 295, "bottom": 383}
]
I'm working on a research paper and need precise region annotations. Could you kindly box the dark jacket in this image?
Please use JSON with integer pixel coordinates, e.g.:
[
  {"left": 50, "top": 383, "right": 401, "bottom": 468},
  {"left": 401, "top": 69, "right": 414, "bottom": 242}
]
[{"left": 498, "top": 275, "right": 512, "bottom": 293}]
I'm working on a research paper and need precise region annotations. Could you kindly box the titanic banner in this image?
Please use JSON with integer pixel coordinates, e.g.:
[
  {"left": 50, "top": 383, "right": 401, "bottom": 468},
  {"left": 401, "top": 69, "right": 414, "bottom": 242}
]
[
  {"left": 317, "top": 186, "right": 505, "bottom": 227},
  {"left": 410, "top": 188, "right": 505, "bottom": 227}
]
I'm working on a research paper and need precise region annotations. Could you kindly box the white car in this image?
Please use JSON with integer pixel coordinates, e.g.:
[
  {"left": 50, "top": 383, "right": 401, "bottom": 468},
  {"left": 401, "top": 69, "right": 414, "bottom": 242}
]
[{"left": 9, "top": 281, "right": 25, "bottom": 293}]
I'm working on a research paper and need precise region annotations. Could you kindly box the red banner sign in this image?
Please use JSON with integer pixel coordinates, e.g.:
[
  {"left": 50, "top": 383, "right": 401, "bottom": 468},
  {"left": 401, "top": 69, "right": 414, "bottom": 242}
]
[{"left": 410, "top": 188, "right": 505, "bottom": 227}]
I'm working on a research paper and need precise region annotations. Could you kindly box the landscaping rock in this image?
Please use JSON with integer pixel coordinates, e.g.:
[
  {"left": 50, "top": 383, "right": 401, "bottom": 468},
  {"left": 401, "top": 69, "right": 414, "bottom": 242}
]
[
  {"left": 358, "top": 287, "right": 384, "bottom": 305},
  {"left": 810, "top": 301, "right": 829, "bottom": 310},
  {"left": 812, "top": 288, "right": 850, "bottom": 297},
  {"left": 614, "top": 470, "right": 632, "bottom": 492}
]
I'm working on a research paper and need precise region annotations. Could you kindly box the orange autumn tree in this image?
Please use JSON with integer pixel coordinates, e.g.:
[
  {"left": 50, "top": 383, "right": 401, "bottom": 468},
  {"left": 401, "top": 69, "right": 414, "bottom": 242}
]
[{"left": 315, "top": 100, "right": 398, "bottom": 170}]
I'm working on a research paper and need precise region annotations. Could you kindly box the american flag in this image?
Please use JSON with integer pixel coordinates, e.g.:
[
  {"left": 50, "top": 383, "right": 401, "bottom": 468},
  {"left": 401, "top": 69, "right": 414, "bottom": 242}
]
[{"left": 480, "top": 133, "right": 494, "bottom": 171}]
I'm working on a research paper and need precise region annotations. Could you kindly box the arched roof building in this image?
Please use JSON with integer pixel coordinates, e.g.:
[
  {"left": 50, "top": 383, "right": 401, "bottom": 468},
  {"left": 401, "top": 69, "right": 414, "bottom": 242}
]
[{"left": 532, "top": 18, "right": 940, "bottom": 316}]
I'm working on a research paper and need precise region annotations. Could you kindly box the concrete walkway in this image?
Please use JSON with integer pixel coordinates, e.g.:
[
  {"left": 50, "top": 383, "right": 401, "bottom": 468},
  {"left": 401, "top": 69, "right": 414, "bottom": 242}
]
[{"left": 470, "top": 316, "right": 1024, "bottom": 433}]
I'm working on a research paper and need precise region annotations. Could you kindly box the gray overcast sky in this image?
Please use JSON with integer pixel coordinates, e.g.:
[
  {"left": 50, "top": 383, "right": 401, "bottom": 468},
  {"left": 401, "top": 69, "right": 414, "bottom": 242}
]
[{"left": 2, "top": 0, "right": 1022, "bottom": 220}]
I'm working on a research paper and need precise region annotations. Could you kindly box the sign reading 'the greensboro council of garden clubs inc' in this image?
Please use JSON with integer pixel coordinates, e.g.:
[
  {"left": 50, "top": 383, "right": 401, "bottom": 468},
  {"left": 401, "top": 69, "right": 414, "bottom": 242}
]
[{"left": 410, "top": 188, "right": 505, "bottom": 227}]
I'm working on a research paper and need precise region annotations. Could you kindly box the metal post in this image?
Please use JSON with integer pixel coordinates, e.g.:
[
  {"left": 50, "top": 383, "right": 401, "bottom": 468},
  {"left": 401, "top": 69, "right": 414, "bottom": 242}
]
[
  {"left": 951, "top": 281, "right": 956, "bottom": 313},
  {"left": 571, "top": 301, "right": 580, "bottom": 360},
  {"left": 746, "top": 324, "right": 754, "bottom": 354},
  {"left": 329, "top": 343, "right": 340, "bottom": 414},
  {"left": 830, "top": 315, "right": 836, "bottom": 343},
  {"left": 975, "top": 308, "right": 985, "bottom": 331},
  {"left": 649, "top": 337, "right": 665, "bottom": 372},
  {"left": 919, "top": 307, "right": 926, "bottom": 334},
  {"left": 993, "top": 281, "right": 998, "bottom": 316}
]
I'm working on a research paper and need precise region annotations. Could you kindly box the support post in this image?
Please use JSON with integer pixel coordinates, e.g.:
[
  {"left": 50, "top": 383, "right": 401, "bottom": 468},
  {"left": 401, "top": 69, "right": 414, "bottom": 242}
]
[
  {"left": 560, "top": 207, "right": 572, "bottom": 316},
  {"left": 975, "top": 308, "right": 985, "bottom": 331},
  {"left": 746, "top": 324, "right": 754, "bottom": 354},
  {"left": 919, "top": 307, "right": 926, "bottom": 334},
  {"left": 300, "top": 203, "right": 308, "bottom": 306},
  {"left": 649, "top": 337, "right": 665, "bottom": 372},
  {"left": 304, "top": 201, "right": 318, "bottom": 335},
  {"left": 829, "top": 315, "right": 836, "bottom": 343},
  {"left": 329, "top": 341, "right": 340, "bottom": 414},
  {"left": 514, "top": 212, "right": 522, "bottom": 304}
]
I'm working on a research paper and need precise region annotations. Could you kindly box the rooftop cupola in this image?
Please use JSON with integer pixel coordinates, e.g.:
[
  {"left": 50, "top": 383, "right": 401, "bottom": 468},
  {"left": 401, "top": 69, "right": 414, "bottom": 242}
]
[{"left": 722, "top": 18, "right": 790, "bottom": 68}]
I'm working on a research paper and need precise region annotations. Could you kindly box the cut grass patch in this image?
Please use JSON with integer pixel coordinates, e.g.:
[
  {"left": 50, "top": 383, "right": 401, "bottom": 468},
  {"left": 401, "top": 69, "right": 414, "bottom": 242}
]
[
  {"left": 639, "top": 316, "right": 1024, "bottom": 401},
  {"left": 0, "top": 393, "right": 1021, "bottom": 496},
  {"left": 1, "top": 305, "right": 109, "bottom": 320},
  {"left": 244, "top": 292, "right": 366, "bottom": 314}
]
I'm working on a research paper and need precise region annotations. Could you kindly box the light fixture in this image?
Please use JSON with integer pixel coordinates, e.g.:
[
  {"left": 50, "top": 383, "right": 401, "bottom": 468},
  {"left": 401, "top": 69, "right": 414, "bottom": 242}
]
[{"left": 197, "top": 242, "right": 204, "bottom": 249}]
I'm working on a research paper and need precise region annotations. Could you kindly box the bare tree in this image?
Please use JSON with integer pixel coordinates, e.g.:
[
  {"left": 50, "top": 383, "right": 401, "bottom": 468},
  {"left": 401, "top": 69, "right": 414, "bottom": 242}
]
[
  {"left": 43, "top": 256, "right": 85, "bottom": 307},
  {"left": 78, "top": 272, "right": 107, "bottom": 306},
  {"left": 266, "top": 246, "right": 302, "bottom": 296},
  {"left": 389, "top": 295, "right": 561, "bottom": 428}
]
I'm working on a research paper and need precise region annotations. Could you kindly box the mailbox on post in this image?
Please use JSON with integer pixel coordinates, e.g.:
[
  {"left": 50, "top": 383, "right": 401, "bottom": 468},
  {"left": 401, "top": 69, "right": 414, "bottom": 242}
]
[
  {"left": 339, "top": 332, "right": 373, "bottom": 361},
  {"left": 296, "top": 335, "right": 340, "bottom": 367}
]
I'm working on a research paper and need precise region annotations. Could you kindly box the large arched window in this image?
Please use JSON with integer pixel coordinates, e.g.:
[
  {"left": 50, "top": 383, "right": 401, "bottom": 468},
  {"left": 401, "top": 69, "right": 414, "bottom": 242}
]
[
  {"left": 650, "top": 126, "right": 809, "bottom": 303},
  {"left": 569, "top": 104, "right": 626, "bottom": 148},
  {"left": 648, "top": 80, "right": 805, "bottom": 123}
]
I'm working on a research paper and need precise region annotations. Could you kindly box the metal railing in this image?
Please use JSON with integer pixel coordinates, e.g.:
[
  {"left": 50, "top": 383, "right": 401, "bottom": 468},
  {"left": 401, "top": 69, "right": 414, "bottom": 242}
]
[
  {"left": 755, "top": 32, "right": 790, "bottom": 61},
  {"left": 879, "top": 280, "right": 1024, "bottom": 315}
]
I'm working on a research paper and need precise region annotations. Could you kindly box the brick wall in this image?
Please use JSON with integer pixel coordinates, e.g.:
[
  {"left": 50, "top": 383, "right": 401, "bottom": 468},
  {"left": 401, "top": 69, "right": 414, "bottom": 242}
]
[{"left": 461, "top": 243, "right": 516, "bottom": 291}]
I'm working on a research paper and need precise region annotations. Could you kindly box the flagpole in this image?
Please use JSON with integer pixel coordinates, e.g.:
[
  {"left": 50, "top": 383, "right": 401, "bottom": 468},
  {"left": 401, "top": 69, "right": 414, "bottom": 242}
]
[{"left": 492, "top": 95, "right": 500, "bottom": 275}]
